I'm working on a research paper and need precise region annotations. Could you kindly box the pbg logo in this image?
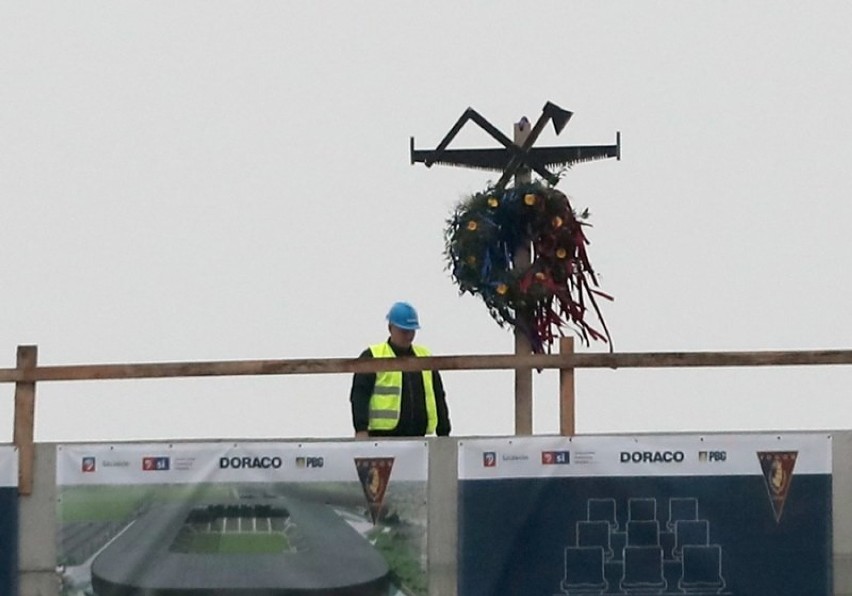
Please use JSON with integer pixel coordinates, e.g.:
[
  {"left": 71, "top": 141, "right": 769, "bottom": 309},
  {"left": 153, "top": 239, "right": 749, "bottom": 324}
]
[
  {"left": 699, "top": 450, "right": 727, "bottom": 462},
  {"left": 483, "top": 452, "right": 497, "bottom": 467},
  {"left": 82, "top": 457, "right": 96, "bottom": 473},
  {"left": 296, "top": 456, "right": 324, "bottom": 468}
]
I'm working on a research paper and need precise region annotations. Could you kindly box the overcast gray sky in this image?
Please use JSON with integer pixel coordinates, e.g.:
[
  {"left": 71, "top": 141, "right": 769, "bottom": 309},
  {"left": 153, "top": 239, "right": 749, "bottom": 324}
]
[{"left": 3, "top": 2, "right": 852, "bottom": 443}]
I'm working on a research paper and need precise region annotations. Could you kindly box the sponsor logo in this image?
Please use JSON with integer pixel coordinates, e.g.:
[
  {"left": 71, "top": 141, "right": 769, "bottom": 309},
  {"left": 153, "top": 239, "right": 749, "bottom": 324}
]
[
  {"left": 573, "top": 451, "right": 596, "bottom": 464},
  {"left": 295, "top": 456, "right": 324, "bottom": 469},
  {"left": 173, "top": 457, "right": 196, "bottom": 471},
  {"left": 758, "top": 451, "right": 798, "bottom": 523},
  {"left": 219, "top": 456, "right": 282, "bottom": 469},
  {"left": 354, "top": 457, "right": 395, "bottom": 525},
  {"left": 698, "top": 450, "right": 727, "bottom": 462},
  {"left": 541, "top": 451, "right": 570, "bottom": 465},
  {"left": 620, "top": 451, "right": 685, "bottom": 463},
  {"left": 82, "top": 457, "right": 96, "bottom": 473},
  {"left": 103, "top": 460, "right": 130, "bottom": 468},
  {"left": 483, "top": 452, "right": 497, "bottom": 468},
  {"left": 502, "top": 454, "right": 529, "bottom": 462},
  {"left": 142, "top": 457, "right": 170, "bottom": 471}
]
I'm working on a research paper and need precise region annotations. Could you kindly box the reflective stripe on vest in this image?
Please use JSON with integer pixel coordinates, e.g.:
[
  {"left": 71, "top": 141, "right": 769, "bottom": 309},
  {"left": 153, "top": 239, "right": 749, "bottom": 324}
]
[{"left": 367, "top": 343, "right": 438, "bottom": 434}]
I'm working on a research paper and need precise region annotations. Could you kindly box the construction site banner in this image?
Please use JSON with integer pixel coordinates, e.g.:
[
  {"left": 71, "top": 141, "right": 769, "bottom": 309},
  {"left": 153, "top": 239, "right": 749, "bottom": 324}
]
[
  {"left": 0, "top": 446, "right": 18, "bottom": 596},
  {"left": 458, "top": 433, "right": 832, "bottom": 596},
  {"left": 56, "top": 441, "right": 428, "bottom": 596}
]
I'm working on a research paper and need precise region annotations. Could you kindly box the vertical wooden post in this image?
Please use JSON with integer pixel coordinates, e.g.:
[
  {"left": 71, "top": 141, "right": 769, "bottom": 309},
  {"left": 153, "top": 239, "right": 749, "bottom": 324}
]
[
  {"left": 513, "top": 117, "right": 533, "bottom": 436},
  {"left": 559, "top": 337, "right": 575, "bottom": 436},
  {"left": 13, "top": 345, "right": 37, "bottom": 496}
]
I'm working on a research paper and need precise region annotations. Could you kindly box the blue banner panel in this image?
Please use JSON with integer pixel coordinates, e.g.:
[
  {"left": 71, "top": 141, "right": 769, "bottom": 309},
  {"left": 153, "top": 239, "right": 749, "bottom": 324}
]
[
  {"left": 0, "top": 446, "right": 18, "bottom": 596},
  {"left": 458, "top": 434, "right": 832, "bottom": 596}
]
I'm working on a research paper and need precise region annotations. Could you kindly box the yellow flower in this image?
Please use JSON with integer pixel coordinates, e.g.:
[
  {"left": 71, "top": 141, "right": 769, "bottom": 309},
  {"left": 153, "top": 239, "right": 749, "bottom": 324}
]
[
  {"left": 523, "top": 193, "right": 537, "bottom": 206},
  {"left": 467, "top": 220, "right": 478, "bottom": 231},
  {"left": 556, "top": 248, "right": 567, "bottom": 259},
  {"left": 496, "top": 283, "right": 508, "bottom": 295},
  {"left": 487, "top": 196, "right": 499, "bottom": 208},
  {"left": 552, "top": 216, "right": 563, "bottom": 229}
]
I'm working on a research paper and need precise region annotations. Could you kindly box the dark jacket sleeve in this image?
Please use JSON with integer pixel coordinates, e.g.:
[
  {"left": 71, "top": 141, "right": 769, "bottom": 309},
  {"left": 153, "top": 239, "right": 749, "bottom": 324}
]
[
  {"left": 349, "top": 348, "right": 375, "bottom": 433},
  {"left": 433, "top": 370, "right": 451, "bottom": 436}
]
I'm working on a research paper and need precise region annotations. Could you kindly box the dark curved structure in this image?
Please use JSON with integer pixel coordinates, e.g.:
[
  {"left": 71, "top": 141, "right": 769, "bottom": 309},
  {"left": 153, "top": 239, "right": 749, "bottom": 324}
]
[{"left": 91, "top": 497, "right": 390, "bottom": 595}]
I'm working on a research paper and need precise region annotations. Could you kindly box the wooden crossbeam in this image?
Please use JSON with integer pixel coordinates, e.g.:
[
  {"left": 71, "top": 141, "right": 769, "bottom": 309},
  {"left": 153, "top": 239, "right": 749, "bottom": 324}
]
[{"left": 3, "top": 349, "right": 852, "bottom": 383}]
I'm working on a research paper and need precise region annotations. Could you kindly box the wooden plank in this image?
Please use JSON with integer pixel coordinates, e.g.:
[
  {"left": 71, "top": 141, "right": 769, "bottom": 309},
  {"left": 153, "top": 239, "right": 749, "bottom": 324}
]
[
  {"left": 13, "top": 345, "right": 37, "bottom": 496},
  {"left": 513, "top": 118, "right": 533, "bottom": 436},
  {"left": 513, "top": 299, "right": 533, "bottom": 434},
  {"left": 2, "top": 350, "right": 852, "bottom": 384},
  {"left": 559, "top": 337, "right": 575, "bottom": 436},
  {"left": 0, "top": 353, "right": 565, "bottom": 381}
]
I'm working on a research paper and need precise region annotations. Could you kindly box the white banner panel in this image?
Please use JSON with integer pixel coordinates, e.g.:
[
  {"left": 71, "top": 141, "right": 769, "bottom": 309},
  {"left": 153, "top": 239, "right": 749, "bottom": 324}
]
[
  {"left": 57, "top": 440, "right": 429, "bottom": 596},
  {"left": 58, "top": 440, "right": 428, "bottom": 485},
  {"left": 459, "top": 433, "right": 831, "bottom": 480},
  {"left": 0, "top": 446, "right": 16, "bottom": 487}
]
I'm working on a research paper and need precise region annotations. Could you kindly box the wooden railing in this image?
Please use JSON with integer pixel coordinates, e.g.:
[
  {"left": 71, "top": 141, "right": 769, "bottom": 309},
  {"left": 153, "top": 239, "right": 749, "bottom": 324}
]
[{"left": 4, "top": 342, "right": 852, "bottom": 495}]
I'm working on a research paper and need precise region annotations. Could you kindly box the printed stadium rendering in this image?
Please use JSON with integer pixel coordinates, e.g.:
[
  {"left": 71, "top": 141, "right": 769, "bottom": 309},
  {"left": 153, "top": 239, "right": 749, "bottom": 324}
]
[{"left": 90, "top": 497, "right": 390, "bottom": 595}]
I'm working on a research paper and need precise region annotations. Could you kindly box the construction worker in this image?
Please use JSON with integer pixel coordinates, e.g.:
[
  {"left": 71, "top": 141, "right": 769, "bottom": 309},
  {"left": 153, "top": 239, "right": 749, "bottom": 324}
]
[{"left": 350, "top": 301, "right": 451, "bottom": 438}]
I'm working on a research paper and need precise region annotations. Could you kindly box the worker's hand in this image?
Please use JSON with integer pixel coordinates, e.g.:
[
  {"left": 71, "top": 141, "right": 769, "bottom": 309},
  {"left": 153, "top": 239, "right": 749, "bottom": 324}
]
[{"left": 355, "top": 431, "right": 369, "bottom": 439}]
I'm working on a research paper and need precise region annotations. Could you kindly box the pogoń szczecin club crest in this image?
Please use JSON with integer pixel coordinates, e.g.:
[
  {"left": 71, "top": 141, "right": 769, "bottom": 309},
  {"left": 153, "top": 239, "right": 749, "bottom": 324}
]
[
  {"left": 757, "top": 451, "right": 798, "bottom": 523},
  {"left": 354, "top": 457, "right": 395, "bottom": 525}
]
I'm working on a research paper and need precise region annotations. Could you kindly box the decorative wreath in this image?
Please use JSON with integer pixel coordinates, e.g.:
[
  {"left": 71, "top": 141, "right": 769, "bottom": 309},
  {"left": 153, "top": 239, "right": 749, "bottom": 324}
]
[{"left": 444, "top": 180, "right": 612, "bottom": 353}]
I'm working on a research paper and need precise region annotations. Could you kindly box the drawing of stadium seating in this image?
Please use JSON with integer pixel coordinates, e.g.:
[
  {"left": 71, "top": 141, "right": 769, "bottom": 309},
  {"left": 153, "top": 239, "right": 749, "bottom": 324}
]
[
  {"left": 620, "top": 545, "right": 667, "bottom": 593},
  {"left": 587, "top": 498, "right": 619, "bottom": 531},
  {"left": 577, "top": 520, "right": 614, "bottom": 561},
  {"left": 560, "top": 546, "right": 608, "bottom": 595},
  {"left": 678, "top": 544, "right": 726, "bottom": 593},
  {"left": 626, "top": 520, "right": 660, "bottom": 546},
  {"left": 628, "top": 498, "right": 657, "bottom": 522},
  {"left": 667, "top": 497, "right": 699, "bottom": 531},
  {"left": 673, "top": 519, "right": 709, "bottom": 558},
  {"left": 556, "top": 497, "right": 728, "bottom": 595}
]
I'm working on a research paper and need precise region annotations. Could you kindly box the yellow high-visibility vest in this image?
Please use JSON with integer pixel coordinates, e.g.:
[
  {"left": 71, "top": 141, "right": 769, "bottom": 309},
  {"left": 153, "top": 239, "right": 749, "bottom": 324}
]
[{"left": 367, "top": 343, "right": 438, "bottom": 434}]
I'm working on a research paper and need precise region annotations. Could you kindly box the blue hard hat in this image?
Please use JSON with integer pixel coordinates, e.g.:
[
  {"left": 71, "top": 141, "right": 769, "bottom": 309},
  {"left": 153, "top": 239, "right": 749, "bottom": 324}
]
[{"left": 387, "top": 301, "right": 420, "bottom": 330}]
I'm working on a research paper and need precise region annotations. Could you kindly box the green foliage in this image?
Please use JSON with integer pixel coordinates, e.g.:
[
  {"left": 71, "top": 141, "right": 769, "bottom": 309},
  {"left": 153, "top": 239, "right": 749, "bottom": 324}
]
[
  {"left": 371, "top": 525, "right": 427, "bottom": 596},
  {"left": 59, "top": 484, "right": 238, "bottom": 522}
]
